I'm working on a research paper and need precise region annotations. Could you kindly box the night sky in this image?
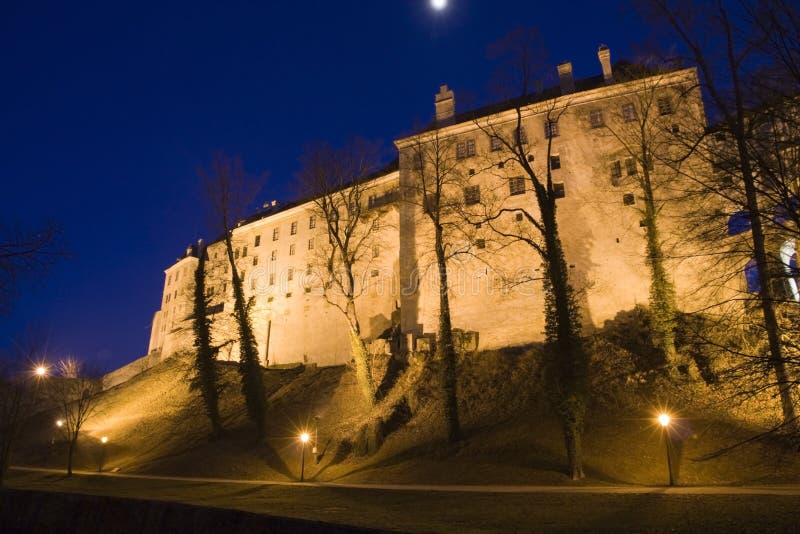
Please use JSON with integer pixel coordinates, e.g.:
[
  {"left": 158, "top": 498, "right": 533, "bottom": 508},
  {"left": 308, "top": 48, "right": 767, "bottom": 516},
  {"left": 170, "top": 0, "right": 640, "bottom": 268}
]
[{"left": 2, "top": 1, "right": 659, "bottom": 372}]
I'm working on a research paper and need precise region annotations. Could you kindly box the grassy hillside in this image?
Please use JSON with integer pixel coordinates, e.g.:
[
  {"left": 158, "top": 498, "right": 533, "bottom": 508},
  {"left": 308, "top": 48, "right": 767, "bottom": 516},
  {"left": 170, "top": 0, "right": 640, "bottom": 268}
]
[{"left": 14, "top": 347, "right": 800, "bottom": 487}]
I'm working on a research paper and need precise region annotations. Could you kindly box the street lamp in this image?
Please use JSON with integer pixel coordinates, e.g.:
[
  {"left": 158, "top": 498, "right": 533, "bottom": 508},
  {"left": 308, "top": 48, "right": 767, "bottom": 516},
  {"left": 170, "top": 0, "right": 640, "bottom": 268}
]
[
  {"left": 99, "top": 436, "right": 108, "bottom": 472},
  {"left": 55, "top": 419, "right": 64, "bottom": 428},
  {"left": 658, "top": 413, "right": 674, "bottom": 486},
  {"left": 35, "top": 366, "right": 47, "bottom": 377},
  {"left": 299, "top": 432, "right": 310, "bottom": 482}
]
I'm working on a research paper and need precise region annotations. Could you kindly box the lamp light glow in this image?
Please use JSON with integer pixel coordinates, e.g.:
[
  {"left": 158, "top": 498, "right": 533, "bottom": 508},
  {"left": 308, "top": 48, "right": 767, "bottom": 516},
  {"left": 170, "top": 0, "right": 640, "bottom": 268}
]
[
  {"left": 658, "top": 413, "right": 671, "bottom": 427},
  {"left": 101, "top": 436, "right": 108, "bottom": 444},
  {"left": 55, "top": 420, "right": 64, "bottom": 428},
  {"left": 35, "top": 366, "right": 47, "bottom": 376},
  {"left": 431, "top": 0, "right": 447, "bottom": 10},
  {"left": 300, "top": 432, "right": 310, "bottom": 443}
]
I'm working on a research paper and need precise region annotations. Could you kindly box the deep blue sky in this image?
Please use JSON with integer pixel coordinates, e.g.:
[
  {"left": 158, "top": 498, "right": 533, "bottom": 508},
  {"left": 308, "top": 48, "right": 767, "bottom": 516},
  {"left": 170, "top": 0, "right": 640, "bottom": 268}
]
[{"left": 2, "top": 0, "right": 657, "bottom": 372}]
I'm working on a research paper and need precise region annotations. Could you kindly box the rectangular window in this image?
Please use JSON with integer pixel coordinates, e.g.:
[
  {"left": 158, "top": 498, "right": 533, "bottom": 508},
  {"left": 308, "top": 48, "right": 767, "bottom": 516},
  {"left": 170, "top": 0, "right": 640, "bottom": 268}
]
[
  {"left": 464, "top": 185, "right": 481, "bottom": 205},
  {"left": 466, "top": 138, "right": 476, "bottom": 157},
  {"left": 290, "top": 221, "right": 297, "bottom": 235},
  {"left": 553, "top": 182, "right": 565, "bottom": 198},
  {"left": 490, "top": 135, "right": 503, "bottom": 151},
  {"left": 515, "top": 212, "right": 524, "bottom": 222},
  {"left": 515, "top": 127, "right": 528, "bottom": 145},
  {"left": 289, "top": 244, "right": 296, "bottom": 256},
  {"left": 657, "top": 97, "right": 673, "bottom": 115},
  {"left": 623, "top": 193, "right": 636, "bottom": 206},
  {"left": 271, "top": 249, "right": 277, "bottom": 261},
  {"left": 167, "top": 275, "right": 171, "bottom": 286},
  {"left": 308, "top": 238, "right": 314, "bottom": 250},
  {"left": 372, "top": 245, "right": 380, "bottom": 258},
  {"left": 254, "top": 235, "right": 261, "bottom": 247},
  {"left": 544, "top": 119, "right": 559, "bottom": 138},
  {"left": 509, "top": 176, "right": 526, "bottom": 196},
  {"left": 611, "top": 160, "right": 622, "bottom": 186},
  {"left": 589, "top": 110, "right": 604, "bottom": 128},
  {"left": 371, "top": 269, "right": 380, "bottom": 278},
  {"left": 235, "top": 248, "right": 240, "bottom": 259},
  {"left": 252, "top": 256, "right": 258, "bottom": 266},
  {"left": 309, "top": 215, "right": 316, "bottom": 229},
  {"left": 288, "top": 268, "right": 294, "bottom": 281},
  {"left": 269, "top": 273, "right": 275, "bottom": 285},
  {"left": 272, "top": 228, "right": 279, "bottom": 241},
  {"left": 242, "top": 246, "right": 248, "bottom": 257},
  {"left": 625, "top": 158, "right": 637, "bottom": 176},
  {"left": 475, "top": 238, "right": 486, "bottom": 249},
  {"left": 550, "top": 155, "right": 561, "bottom": 170},
  {"left": 306, "top": 264, "right": 313, "bottom": 275},
  {"left": 622, "top": 103, "right": 637, "bottom": 122},
  {"left": 456, "top": 142, "right": 466, "bottom": 159}
]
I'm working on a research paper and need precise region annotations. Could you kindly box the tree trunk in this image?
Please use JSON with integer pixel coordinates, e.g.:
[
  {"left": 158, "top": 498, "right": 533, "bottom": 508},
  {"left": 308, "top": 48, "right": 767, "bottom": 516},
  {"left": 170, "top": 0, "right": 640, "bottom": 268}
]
[
  {"left": 66, "top": 438, "right": 76, "bottom": 477},
  {"left": 346, "top": 301, "right": 375, "bottom": 406},
  {"left": 434, "top": 225, "right": 461, "bottom": 443}
]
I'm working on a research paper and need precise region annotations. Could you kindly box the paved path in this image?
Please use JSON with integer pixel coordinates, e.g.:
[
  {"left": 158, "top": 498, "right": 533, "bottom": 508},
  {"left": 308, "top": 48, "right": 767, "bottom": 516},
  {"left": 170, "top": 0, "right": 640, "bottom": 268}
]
[{"left": 11, "top": 466, "right": 800, "bottom": 495}]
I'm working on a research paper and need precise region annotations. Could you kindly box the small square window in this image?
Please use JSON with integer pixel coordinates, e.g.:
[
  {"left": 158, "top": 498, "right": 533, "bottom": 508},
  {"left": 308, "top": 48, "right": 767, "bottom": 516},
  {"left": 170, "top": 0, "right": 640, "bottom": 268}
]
[
  {"left": 272, "top": 228, "right": 280, "bottom": 241},
  {"left": 623, "top": 193, "right": 636, "bottom": 206},
  {"left": 509, "top": 176, "right": 526, "bottom": 196},
  {"left": 267, "top": 296, "right": 274, "bottom": 302},
  {"left": 490, "top": 135, "right": 503, "bottom": 151},
  {"left": 308, "top": 238, "right": 314, "bottom": 250},
  {"left": 544, "top": 120, "right": 559, "bottom": 138},
  {"left": 286, "top": 292, "right": 293, "bottom": 298},
  {"left": 475, "top": 238, "right": 486, "bottom": 249},
  {"left": 515, "top": 212, "right": 523, "bottom": 222},
  {"left": 254, "top": 235, "right": 261, "bottom": 247},
  {"left": 371, "top": 269, "right": 380, "bottom": 278},
  {"left": 271, "top": 249, "right": 277, "bottom": 261},
  {"left": 464, "top": 185, "right": 481, "bottom": 205},
  {"left": 304, "top": 287, "right": 311, "bottom": 293},
  {"left": 468, "top": 168, "right": 475, "bottom": 176},
  {"left": 498, "top": 161, "right": 505, "bottom": 169},
  {"left": 622, "top": 103, "right": 637, "bottom": 122},
  {"left": 290, "top": 221, "right": 297, "bottom": 235},
  {"left": 671, "top": 124, "right": 680, "bottom": 134},
  {"left": 289, "top": 244, "right": 296, "bottom": 256},
  {"left": 553, "top": 182, "right": 565, "bottom": 198},
  {"left": 550, "top": 155, "right": 561, "bottom": 170},
  {"left": 657, "top": 97, "right": 673, "bottom": 115},
  {"left": 309, "top": 215, "right": 316, "bottom": 229},
  {"left": 589, "top": 110, "right": 604, "bottom": 128}
]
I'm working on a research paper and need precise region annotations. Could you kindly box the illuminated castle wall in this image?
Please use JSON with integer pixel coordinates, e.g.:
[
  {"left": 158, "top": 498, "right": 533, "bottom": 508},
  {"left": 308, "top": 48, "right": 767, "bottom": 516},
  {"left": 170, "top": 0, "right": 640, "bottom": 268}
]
[{"left": 147, "top": 47, "right": 713, "bottom": 367}]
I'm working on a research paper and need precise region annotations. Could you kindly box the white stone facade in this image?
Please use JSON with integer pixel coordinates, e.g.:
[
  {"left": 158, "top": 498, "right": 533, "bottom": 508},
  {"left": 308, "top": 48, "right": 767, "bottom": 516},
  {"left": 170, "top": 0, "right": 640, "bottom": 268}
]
[{"left": 148, "top": 52, "right": 716, "bottom": 367}]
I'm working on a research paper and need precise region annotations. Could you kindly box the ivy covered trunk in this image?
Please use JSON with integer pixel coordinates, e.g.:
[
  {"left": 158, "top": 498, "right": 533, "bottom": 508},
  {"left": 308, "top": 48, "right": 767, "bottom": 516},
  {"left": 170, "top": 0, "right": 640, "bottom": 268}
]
[{"left": 435, "top": 224, "right": 461, "bottom": 444}]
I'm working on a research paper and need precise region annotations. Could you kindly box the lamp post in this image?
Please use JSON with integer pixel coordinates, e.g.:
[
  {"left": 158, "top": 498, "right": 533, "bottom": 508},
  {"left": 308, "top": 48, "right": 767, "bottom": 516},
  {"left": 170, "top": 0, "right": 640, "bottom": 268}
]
[
  {"left": 99, "top": 436, "right": 108, "bottom": 472},
  {"left": 658, "top": 413, "right": 674, "bottom": 486},
  {"left": 299, "top": 432, "right": 309, "bottom": 482}
]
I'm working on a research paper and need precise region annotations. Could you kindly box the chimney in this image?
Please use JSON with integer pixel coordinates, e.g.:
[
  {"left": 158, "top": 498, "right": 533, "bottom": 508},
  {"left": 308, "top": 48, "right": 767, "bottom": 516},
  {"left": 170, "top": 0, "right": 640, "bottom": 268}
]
[
  {"left": 434, "top": 84, "right": 455, "bottom": 123},
  {"left": 598, "top": 45, "right": 613, "bottom": 84},
  {"left": 557, "top": 61, "right": 575, "bottom": 94}
]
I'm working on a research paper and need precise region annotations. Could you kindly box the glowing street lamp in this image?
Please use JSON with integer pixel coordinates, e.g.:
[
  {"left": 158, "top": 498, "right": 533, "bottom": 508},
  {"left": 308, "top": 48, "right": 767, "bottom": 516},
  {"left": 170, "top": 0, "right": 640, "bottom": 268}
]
[
  {"left": 658, "top": 412, "right": 674, "bottom": 486},
  {"left": 99, "top": 436, "right": 109, "bottom": 472},
  {"left": 101, "top": 436, "right": 108, "bottom": 444},
  {"left": 55, "top": 419, "right": 64, "bottom": 428},
  {"left": 35, "top": 366, "right": 47, "bottom": 377},
  {"left": 299, "top": 432, "right": 310, "bottom": 482}
]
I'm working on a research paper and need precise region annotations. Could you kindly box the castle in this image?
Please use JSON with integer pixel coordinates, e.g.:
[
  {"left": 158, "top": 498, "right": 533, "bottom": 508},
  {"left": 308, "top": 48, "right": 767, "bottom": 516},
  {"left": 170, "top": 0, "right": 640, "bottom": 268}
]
[{"left": 146, "top": 47, "right": 712, "bottom": 368}]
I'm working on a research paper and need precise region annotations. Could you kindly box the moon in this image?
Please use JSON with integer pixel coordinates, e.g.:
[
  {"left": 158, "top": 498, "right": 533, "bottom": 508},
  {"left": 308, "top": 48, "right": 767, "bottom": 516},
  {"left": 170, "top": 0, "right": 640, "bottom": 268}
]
[{"left": 431, "top": 0, "right": 447, "bottom": 10}]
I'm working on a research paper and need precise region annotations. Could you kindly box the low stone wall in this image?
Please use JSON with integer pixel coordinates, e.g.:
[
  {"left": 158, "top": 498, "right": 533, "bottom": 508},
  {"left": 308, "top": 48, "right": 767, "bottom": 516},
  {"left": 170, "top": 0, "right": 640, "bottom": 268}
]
[
  {"left": 101, "top": 352, "right": 160, "bottom": 391},
  {"left": 0, "top": 488, "right": 379, "bottom": 533}
]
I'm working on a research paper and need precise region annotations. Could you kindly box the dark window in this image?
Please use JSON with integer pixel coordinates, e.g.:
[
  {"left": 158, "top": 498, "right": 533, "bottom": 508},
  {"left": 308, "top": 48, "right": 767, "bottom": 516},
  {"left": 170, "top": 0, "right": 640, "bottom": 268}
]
[
  {"left": 509, "top": 176, "right": 526, "bottom": 196},
  {"left": 242, "top": 247, "right": 247, "bottom": 257},
  {"left": 272, "top": 228, "right": 279, "bottom": 241},
  {"left": 254, "top": 235, "right": 261, "bottom": 247},
  {"left": 498, "top": 161, "right": 505, "bottom": 169},
  {"left": 550, "top": 155, "right": 561, "bottom": 170},
  {"left": 466, "top": 139, "right": 476, "bottom": 157},
  {"left": 464, "top": 185, "right": 481, "bottom": 205},
  {"left": 475, "top": 238, "right": 486, "bottom": 249},
  {"left": 671, "top": 124, "right": 680, "bottom": 134},
  {"left": 288, "top": 268, "right": 294, "bottom": 281},
  {"left": 625, "top": 158, "right": 637, "bottom": 176},
  {"left": 622, "top": 103, "right": 637, "bottom": 122},
  {"left": 553, "top": 182, "right": 565, "bottom": 198},
  {"left": 235, "top": 248, "right": 240, "bottom": 259},
  {"left": 623, "top": 193, "right": 635, "bottom": 206},
  {"left": 589, "top": 110, "right": 604, "bottom": 128},
  {"left": 544, "top": 120, "right": 559, "bottom": 138},
  {"left": 269, "top": 273, "right": 275, "bottom": 285},
  {"left": 289, "top": 244, "right": 296, "bottom": 256},
  {"left": 290, "top": 221, "right": 297, "bottom": 235},
  {"left": 252, "top": 256, "right": 258, "bottom": 266},
  {"left": 490, "top": 135, "right": 503, "bottom": 151},
  {"left": 515, "top": 213, "right": 524, "bottom": 222},
  {"left": 308, "top": 238, "right": 314, "bottom": 250},
  {"left": 611, "top": 160, "right": 622, "bottom": 186},
  {"left": 468, "top": 168, "right": 475, "bottom": 176},
  {"left": 304, "top": 287, "right": 311, "bottom": 293},
  {"left": 371, "top": 269, "right": 380, "bottom": 278},
  {"left": 372, "top": 245, "right": 380, "bottom": 258},
  {"left": 657, "top": 97, "right": 673, "bottom": 115},
  {"left": 515, "top": 127, "right": 528, "bottom": 145},
  {"left": 456, "top": 139, "right": 476, "bottom": 159},
  {"left": 309, "top": 216, "right": 316, "bottom": 229},
  {"left": 271, "top": 249, "right": 277, "bottom": 261}
]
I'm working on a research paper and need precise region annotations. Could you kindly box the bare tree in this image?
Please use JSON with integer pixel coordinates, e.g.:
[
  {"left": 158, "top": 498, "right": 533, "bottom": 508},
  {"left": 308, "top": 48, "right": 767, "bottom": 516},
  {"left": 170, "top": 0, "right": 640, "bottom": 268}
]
[
  {"left": 473, "top": 29, "right": 589, "bottom": 478},
  {"left": 0, "top": 222, "right": 62, "bottom": 314},
  {"left": 190, "top": 241, "right": 224, "bottom": 438},
  {"left": 297, "top": 139, "right": 385, "bottom": 406},
  {"left": 401, "top": 129, "right": 476, "bottom": 444},
  {"left": 198, "top": 153, "right": 268, "bottom": 438},
  {"left": 650, "top": 0, "right": 798, "bottom": 429},
  {"left": 48, "top": 357, "right": 100, "bottom": 477}
]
